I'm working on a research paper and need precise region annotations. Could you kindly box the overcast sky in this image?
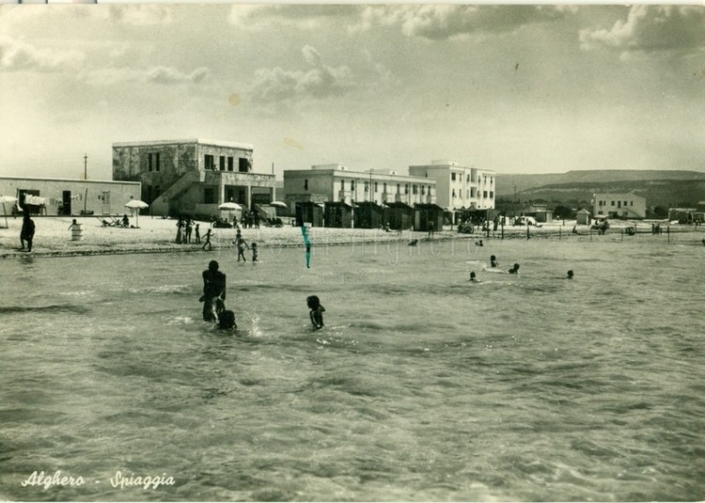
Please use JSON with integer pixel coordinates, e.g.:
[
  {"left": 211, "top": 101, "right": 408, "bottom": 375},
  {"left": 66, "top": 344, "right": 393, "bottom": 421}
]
[{"left": 1, "top": 4, "right": 704, "bottom": 181}]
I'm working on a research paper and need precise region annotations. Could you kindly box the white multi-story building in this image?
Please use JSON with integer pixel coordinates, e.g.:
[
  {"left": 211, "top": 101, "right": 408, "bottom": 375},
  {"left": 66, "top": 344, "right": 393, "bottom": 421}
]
[
  {"left": 283, "top": 163, "right": 437, "bottom": 207},
  {"left": 408, "top": 160, "right": 495, "bottom": 211},
  {"left": 593, "top": 193, "right": 646, "bottom": 219}
]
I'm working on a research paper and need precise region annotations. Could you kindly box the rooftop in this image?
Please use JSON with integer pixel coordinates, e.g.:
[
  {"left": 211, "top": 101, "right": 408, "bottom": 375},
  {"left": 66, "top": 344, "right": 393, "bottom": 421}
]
[{"left": 112, "top": 138, "right": 254, "bottom": 150}]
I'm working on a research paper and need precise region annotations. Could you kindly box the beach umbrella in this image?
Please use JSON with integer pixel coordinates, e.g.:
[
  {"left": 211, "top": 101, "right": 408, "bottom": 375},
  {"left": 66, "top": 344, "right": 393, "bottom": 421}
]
[
  {"left": 124, "top": 199, "right": 149, "bottom": 227},
  {"left": 218, "top": 202, "right": 242, "bottom": 222},
  {"left": 0, "top": 195, "right": 17, "bottom": 228},
  {"left": 218, "top": 202, "right": 242, "bottom": 210},
  {"left": 269, "top": 201, "right": 288, "bottom": 208}
]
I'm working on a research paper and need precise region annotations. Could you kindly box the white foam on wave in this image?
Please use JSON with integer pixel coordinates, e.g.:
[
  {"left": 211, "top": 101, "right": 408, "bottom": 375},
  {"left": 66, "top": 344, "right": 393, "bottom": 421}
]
[
  {"left": 60, "top": 290, "right": 95, "bottom": 297},
  {"left": 167, "top": 316, "right": 194, "bottom": 325}
]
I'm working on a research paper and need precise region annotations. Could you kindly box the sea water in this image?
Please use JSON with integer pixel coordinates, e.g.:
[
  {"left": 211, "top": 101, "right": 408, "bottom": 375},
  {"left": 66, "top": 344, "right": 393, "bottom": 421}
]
[{"left": 1, "top": 237, "right": 704, "bottom": 501}]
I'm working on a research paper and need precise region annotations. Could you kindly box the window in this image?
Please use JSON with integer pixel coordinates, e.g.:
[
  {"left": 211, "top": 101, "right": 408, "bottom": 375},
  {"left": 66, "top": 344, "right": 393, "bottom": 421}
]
[
  {"left": 483, "top": 191, "right": 488, "bottom": 198},
  {"left": 611, "top": 201, "right": 615, "bottom": 206},
  {"left": 413, "top": 185, "right": 418, "bottom": 195},
  {"left": 304, "top": 179, "right": 309, "bottom": 191},
  {"left": 205, "top": 155, "right": 215, "bottom": 170},
  {"left": 383, "top": 183, "right": 387, "bottom": 193},
  {"left": 204, "top": 188, "right": 216, "bottom": 204},
  {"left": 405, "top": 184, "right": 409, "bottom": 194},
  {"left": 451, "top": 173, "right": 456, "bottom": 182},
  {"left": 421, "top": 186, "right": 425, "bottom": 195},
  {"left": 374, "top": 182, "right": 378, "bottom": 193},
  {"left": 624, "top": 201, "right": 628, "bottom": 206},
  {"left": 220, "top": 156, "right": 226, "bottom": 171},
  {"left": 452, "top": 189, "right": 456, "bottom": 198},
  {"left": 155, "top": 185, "right": 160, "bottom": 197},
  {"left": 490, "top": 191, "right": 494, "bottom": 198},
  {"left": 238, "top": 158, "right": 249, "bottom": 172},
  {"left": 397, "top": 184, "right": 400, "bottom": 194},
  {"left": 228, "top": 157, "right": 234, "bottom": 171},
  {"left": 466, "top": 175, "right": 470, "bottom": 183},
  {"left": 148, "top": 153, "right": 153, "bottom": 172},
  {"left": 630, "top": 201, "right": 634, "bottom": 206},
  {"left": 155, "top": 153, "right": 160, "bottom": 172},
  {"left": 351, "top": 180, "right": 355, "bottom": 191},
  {"left": 364, "top": 182, "right": 369, "bottom": 192}
]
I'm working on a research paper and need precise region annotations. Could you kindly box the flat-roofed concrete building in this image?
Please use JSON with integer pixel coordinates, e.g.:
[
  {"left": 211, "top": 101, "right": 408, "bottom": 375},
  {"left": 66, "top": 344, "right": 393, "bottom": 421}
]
[
  {"left": 408, "top": 160, "right": 495, "bottom": 211},
  {"left": 283, "top": 163, "right": 437, "bottom": 208},
  {"left": 112, "top": 139, "right": 275, "bottom": 218},
  {"left": 0, "top": 176, "right": 140, "bottom": 217},
  {"left": 593, "top": 193, "right": 646, "bottom": 219}
]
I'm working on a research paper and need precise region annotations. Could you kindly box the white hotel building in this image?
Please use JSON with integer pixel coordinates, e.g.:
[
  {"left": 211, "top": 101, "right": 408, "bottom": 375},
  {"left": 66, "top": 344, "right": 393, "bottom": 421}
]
[
  {"left": 408, "top": 160, "right": 495, "bottom": 211},
  {"left": 283, "top": 164, "right": 437, "bottom": 207}
]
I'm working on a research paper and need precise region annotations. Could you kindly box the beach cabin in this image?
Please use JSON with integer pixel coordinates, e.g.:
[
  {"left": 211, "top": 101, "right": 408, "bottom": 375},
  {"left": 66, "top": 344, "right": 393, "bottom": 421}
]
[
  {"left": 576, "top": 208, "right": 592, "bottom": 225},
  {"left": 323, "top": 202, "right": 353, "bottom": 228},
  {"left": 295, "top": 202, "right": 324, "bottom": 227},
  {"left": 413, "top": 203, "right": 445, "bottom": 232},
  {"left": 384, "top": 202, "right": 414, "bottom": 230},
  {"left": 353, "top": 201, "right": 385, "bottom": 229}
]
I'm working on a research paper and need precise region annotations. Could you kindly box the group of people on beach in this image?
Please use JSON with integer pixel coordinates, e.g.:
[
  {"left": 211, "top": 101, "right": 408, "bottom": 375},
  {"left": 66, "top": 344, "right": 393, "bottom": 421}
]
[{"left": 175, "top": 218, "right": 200, "bottom": 245}]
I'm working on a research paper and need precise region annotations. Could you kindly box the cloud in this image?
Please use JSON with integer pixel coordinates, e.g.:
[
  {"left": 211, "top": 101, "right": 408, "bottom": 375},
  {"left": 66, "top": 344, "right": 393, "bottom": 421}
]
[
  {"left": 146, "top": 66, "right": 210, "bottom": 85},
  {"left": 249, "top": 46, "right": 355, "bottom": 104},
  {"left": 107, "top": 5, "right": 173, "bottom": 26},
  {"left": 358, "top": 5, "right": 567, "bottom": 40},
  {"left": 580, "top": 6, "right": 705, "bottom": 55},
  {"left": 0, "top": 37, "right": 85, "bottom": 72},
  {"left": 228, "top": 5, "right": 359, "bottom": 31},
  {"left": 83, "top": 65, "right": 210, "bottom": 86}
]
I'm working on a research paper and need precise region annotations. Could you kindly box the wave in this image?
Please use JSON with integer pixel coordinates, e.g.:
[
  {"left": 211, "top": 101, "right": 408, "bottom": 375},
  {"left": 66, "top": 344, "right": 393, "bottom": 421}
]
[{"left": 0, "top": 304, "right": 90, "bottom": 314}]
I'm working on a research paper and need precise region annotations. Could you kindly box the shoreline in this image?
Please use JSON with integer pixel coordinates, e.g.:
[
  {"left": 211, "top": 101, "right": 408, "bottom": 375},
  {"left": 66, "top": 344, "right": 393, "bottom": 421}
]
[{"left": 1, "top": 216, "right": 702, "bottom": 259}]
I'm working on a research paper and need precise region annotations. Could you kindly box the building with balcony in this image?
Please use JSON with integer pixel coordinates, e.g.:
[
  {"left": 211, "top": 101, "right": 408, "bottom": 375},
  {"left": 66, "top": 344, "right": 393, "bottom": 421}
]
[
  {"left": 112, "top": 139, "right": 275, "bottom": 218},
  {"left": 593, "top": 193, "right": 646, "bottom": 219},
  {"left": 408, "top": 160, "right": 495, "bottom": 212},
  {"left": 282, "top": 163, "right": 437, "bottom": 209}
]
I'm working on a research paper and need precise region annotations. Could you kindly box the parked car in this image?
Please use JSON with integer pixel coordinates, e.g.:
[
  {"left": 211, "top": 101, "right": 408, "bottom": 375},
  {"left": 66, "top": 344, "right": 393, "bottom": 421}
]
[{"left": 513, "top": 216, "right": 540, "bottom": 227}]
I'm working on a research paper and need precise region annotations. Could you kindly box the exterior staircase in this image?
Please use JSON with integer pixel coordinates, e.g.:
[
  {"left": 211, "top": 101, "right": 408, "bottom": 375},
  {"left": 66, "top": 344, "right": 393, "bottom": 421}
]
[{"left": 151, "top": 171, "right": 204, "bottom": 215}]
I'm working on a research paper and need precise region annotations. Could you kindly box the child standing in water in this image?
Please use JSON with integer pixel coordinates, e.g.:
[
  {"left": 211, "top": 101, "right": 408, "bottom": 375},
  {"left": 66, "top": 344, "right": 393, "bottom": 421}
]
[
  {"left": 251, "top": 242, "right": 258, "bottom": 262},
  {"left": 233, "top": 230, "right": 249, "bottom": 262},
  {"left": 307, "top": 295, "right": 325, "bottom": 330}
]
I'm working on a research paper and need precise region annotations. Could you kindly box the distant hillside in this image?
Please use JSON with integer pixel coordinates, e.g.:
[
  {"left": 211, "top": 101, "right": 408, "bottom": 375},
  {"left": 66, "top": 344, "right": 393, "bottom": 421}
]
[
  {"left": 495, "top": 170, "right": 705, "bottom": 208},
  {"left": 500, "top": 179, "right": 705, "bottom": 208},
  {"left": 496, "top": 170, "right": 705, "bottom": 196}
]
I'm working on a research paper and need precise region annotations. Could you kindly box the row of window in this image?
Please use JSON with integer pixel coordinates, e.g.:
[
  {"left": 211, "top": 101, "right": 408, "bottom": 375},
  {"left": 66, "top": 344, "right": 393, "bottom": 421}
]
[
  {"left": 205, "top": 154, "right": 250, "bottom": 172},
  {"left": 449, "top": 173, "right": 494, "bottom": 185},
  {"left": 310, "top": 180, "right": 434, "bottom": 196},
  {"left": 597, "top": 200, "right": 635, "bottom": 207},
  {"left": 451, "top": 189, "right": 493, "bottom": 199},
  {"left": 147, "top": 152, "right": 252, "bottom": 173}
]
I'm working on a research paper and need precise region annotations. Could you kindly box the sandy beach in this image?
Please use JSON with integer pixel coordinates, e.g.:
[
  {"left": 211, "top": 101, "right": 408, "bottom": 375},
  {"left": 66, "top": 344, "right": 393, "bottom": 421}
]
[{"left": 0, "top": 214, "right": 696, "bottom": 259}]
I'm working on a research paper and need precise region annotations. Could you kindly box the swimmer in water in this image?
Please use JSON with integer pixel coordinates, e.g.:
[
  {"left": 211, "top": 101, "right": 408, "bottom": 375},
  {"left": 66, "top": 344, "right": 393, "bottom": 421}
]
[
  {"left": 490, "top": 255, "right": 499, "bottom": 268},
  {"left": 508, "top": 263, "right": 520, "bottom": 274},
  {"left": 307, "top": 295, "right": 325, "bottom": 330},
  {"left": 217, "top": 309, "right": 237, "bottom": 330},
  {"left": 469, "top": 271, "right": 480, "bottom": 283},
  {"left": 566, "top": 270, "right": 574, "bottom": 279}
]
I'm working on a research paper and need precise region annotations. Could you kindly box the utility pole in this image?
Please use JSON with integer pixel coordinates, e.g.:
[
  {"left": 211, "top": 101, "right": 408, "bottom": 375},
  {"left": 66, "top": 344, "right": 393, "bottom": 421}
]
[{"left": 83, "top": 154, "right": 88, "bottom": 180}]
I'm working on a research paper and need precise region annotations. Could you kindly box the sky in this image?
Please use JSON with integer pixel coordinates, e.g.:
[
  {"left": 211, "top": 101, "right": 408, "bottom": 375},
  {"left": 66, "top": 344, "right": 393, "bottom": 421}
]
[{"left": 1, "top": 4, "right": 704, "bottom": 181}]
